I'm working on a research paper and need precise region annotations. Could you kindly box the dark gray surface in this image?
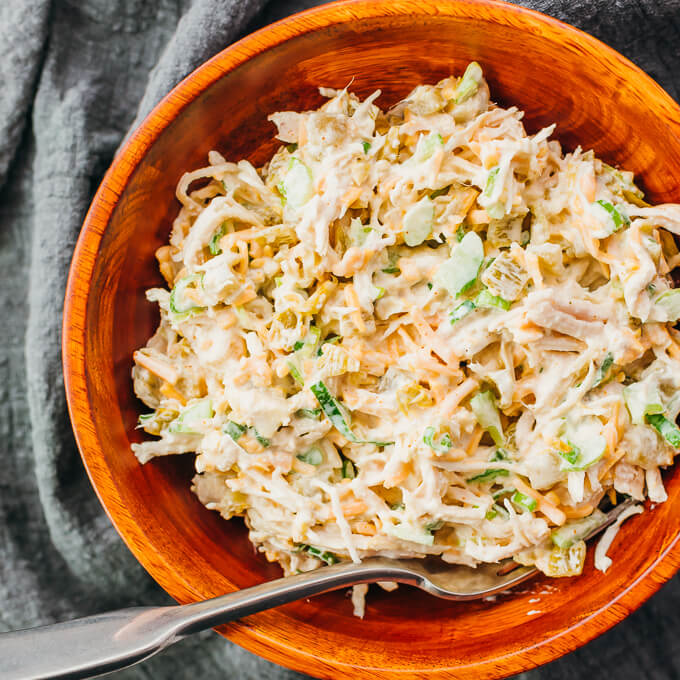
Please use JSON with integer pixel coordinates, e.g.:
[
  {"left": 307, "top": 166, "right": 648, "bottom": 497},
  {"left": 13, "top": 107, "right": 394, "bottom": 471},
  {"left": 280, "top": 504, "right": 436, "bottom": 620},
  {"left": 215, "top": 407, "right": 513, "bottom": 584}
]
[{"left": 0, "top": 0, "right": 678, "bottom": 677}]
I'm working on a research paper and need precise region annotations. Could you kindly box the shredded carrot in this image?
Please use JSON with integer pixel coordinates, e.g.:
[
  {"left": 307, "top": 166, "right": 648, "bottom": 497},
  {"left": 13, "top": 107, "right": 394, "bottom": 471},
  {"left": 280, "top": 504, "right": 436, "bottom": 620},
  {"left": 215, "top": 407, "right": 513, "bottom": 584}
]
[
  {"left": 353, "top": 521, "right": 377, "bottom": 536},
  {"left": 237, "top": 240, "right": 248, "bottom": 275},
  {"left": 465, "top": 426, "right": 484, "bottom": 455},
  {"left": 513, "top": 477, "right": 567, "bottom": 526},
  {"left": 385, "top": 461, "right": 410, "bottom": 488},
  {"left": 159, "top": 381, "right": 186, "bottom": 405},
  {"left": 340, "top": 500, "right": 369, "bottom": 517},
  {"left": 133, "top": 351, "right": 179, "bottom": 384},
  {"left": 441, "top": 377, "right": 479, "bottom": 418},
  {"left": 608, "top": 488, "right": 617, "bottom": 505},
  {"left": 232, "top": 287, "right": 257, "bottom": 306},
  {"left": 344, "top": 284, "right": 366, "bottom": 333}
]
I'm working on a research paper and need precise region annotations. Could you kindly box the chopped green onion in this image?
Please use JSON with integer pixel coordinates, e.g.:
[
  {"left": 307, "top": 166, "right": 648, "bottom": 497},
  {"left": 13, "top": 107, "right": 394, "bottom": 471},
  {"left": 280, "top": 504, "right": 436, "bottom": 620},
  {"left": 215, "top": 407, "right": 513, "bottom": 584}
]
[
  {"left": 434, "top": 231, "right": 484, "bottom": 298},
  {"left": 403, "top": 197, "right": 434, "bottom": 246},
  {"left": 296, "top": 407, "right": 322, "bottom": 419},
  {"left": 423, "top": 426, "right": 453, "bottom": 453},
  {"left": 595, "top": 199, "right": 629, "bottom": 231},
  {"left": 310, "top": 380, "right": 393, "bottom": 446},
  {"left": 551, "top": 510, "right": 606, "bottom": 549},
  {"left": 593, "top": 352, "right": 614, "bottom": 387},
  {"left": 298, "top": 544, "right": 339, "bottom": 565},
  {"left": 374, "top": 286, "right": 386, "bottom": 300},
  {"left": 224, "top": 420, "right": 247, "bottom": 441},
  {"left": 209, "top": 222, "right": 228, "bottom": 255},
  {"left": 483, "top": 167, "right": 500, "bottom": 198},
  {"left": 475, "top": 289, "right": 511, "bottom": 311},
  {"left": 297, "top": 447, "right": 323, "bottom": 465},
  {"left": 251, "top": 429, "right": 270, "bottom": 448},
  {"left": 169, "top": 273, "right": 205, "bottom": 316},
  {"left": 341, "top": 457, "right": 356, "bottom": 479},
  {"left": 455, "top": 61, "right": 483, "bottom": 104},
  {"left": 430, "top": 185, "right": 451, "bottom": 199},
  {"left": 424, "top": 519, "right": 444, "bottom": 532},
  {"left": 382, "top": 266, "right": 400, "bottom": 274},
  {"left": 456, "top": 224, "right": 466, "bottom": 242},
  {"left": 470, "top": 390, "right": 504, "bottom": 446},
  {"left": 450, "top": 300, "right": 476, "bottom": 324},
  {"left": 286, "top": 142, "right": 298, "bottom": 153},
  {"left": 493, "top": 486, "right": 515, "bottom": 500},
  {"left": 511, "top": 491, "right": 537, "bottom": 512},
  {"left": 467, "top": 468, "right": 509, "bottom": 483},
  {"left": 556, "top": 441, "right": 580, "bottom": 466},
  {"left": 361, "top": 140, "right": 371, "bottom": 153},
  {"left": 646, "top": 413, "right": 680, "bottom": 447},
  {"left": 390, "top": 501, "right": 405, "bottom": 511},
  {"left": 486, "top": 503, "right": 509, "bottom": 520},
  {"left": 292, "top": 340, "right": 305, "bottom": 352}
]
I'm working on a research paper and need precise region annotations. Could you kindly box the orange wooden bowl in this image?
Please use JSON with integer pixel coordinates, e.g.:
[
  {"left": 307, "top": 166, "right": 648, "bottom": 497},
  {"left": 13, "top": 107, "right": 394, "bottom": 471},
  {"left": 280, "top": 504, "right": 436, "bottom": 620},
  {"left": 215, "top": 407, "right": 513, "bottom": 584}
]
[{"left": 63, "top": 1, "right": 680, "bottom": 678}]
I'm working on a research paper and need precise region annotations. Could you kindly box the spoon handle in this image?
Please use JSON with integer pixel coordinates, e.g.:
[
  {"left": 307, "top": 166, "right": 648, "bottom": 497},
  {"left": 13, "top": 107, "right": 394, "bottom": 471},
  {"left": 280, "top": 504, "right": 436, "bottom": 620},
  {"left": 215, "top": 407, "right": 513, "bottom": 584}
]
[{"left": 0, "top": 559, "right": 406, "bottom": 680}]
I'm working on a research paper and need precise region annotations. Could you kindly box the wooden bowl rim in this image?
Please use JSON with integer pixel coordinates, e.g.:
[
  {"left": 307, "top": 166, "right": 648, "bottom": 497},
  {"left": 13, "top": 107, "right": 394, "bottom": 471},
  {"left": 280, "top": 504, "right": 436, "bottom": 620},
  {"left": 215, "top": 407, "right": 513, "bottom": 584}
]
[{"left": 63, "top": 1, "right": 680, "bottom": 678}]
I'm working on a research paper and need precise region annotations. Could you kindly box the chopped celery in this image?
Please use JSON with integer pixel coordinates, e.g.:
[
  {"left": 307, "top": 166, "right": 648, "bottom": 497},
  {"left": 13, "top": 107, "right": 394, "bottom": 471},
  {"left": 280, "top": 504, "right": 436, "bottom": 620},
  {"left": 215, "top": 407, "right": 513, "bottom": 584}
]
[
  {"left": 209, "top": 222, "right": 228, "bottom": 255},
  {"left": 434, "top": 231, "right": 484, "bottom": 297},
  {"left": 417, "top": 132, "right": 444, "bottom": 161},
  {"left": 624, "top": 381, "right": 664, "bottom": 425},
  {"left": 467, "top": 468, "right": 509, "bottom": 483},
  {"left": 423, "top": 426, "right": 453, "bottom": 453},
  {"left": 455, "top": 61, "right": 483, "bottom": 104},
  {"left": 511, "top": 491, "right": 537, "bottom": 512},
  {"left": 655, "top": 289, "right": 680, "bottom": 321},
  {"left": 551, "top": 510, "right": 606, "bottom": 549},
  {"left": 297, "top": 447, "right": 323, "bottom": 465},
  {"left": 403, "top": 197, "right": 434, "bottom": 246},
  {"left": 646, "top": 413, "right": 680, "bottom": 447},
  {"left": 470, "top": 390, "right": 504, "bottom": 446},
  {"left": 298, "top": 544, "right": 339, "bottom": 565},
  {"left": 349, "top": 217, "right": 372, "bottom": 246},
  {"left": 475, "top": 289, "right": 511, "bottom": 311},
  {"left": 543, "top": 540, "right": 586, "bottom": 577},
  {"left": 450, "top": 299, "right": 476, "bottom": 324},
  {"left": 595, "top": 199, "right": 629, "bottom": 231},
  {"left": 278, "top": 157, "right": 313, "bottom": 208},
  {"left": 361, "top": 140, "right": 371, "bottom": 153},
  {"left": 310, "top": 380, "right": 393, "bottom": 446},
  {"left": 556, "top": 418, "right": 606, "bottom": 471},
  {"left": 341, "top": 457, "right": 356, "bottom": 479},
  {"left": 169, "top": 274, "right": 205, "bottom": 316},
  {"left": 593, "top": 352, "right": 614, "bottom": 387},
  {"left": 385, "top": 523, "right": 435, "bottom": 546},
  {"left": 169, "top": 398, "right": 213, "bottom": 434},
  {"left": 556, "top": 441, "right": 580, "bottom": 466},
  {"left": 430, "top": 184, "right": 452, "bottom": 199}
]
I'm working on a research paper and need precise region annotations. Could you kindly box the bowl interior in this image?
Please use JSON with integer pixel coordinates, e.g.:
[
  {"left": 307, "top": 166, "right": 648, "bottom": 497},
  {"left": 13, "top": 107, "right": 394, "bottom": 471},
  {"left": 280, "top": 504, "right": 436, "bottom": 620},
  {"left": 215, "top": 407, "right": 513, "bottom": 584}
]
[{"left": 67, "top": 2, "right": 680, "bottom": 678}]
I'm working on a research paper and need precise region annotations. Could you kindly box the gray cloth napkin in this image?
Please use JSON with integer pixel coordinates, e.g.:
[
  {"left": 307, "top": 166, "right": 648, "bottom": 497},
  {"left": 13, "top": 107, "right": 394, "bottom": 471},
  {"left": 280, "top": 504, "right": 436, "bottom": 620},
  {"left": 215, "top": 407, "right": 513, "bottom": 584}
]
[{"left": 1, "top": 0, "right": 679, "bottom": 677}]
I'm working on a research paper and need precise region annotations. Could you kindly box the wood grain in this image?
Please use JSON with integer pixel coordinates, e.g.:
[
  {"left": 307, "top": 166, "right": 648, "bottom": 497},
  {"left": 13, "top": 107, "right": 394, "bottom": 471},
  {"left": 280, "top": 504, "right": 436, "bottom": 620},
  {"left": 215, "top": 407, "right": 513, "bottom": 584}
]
[{"left": 62, "top": 1, "right": 680, "bottom": 678}]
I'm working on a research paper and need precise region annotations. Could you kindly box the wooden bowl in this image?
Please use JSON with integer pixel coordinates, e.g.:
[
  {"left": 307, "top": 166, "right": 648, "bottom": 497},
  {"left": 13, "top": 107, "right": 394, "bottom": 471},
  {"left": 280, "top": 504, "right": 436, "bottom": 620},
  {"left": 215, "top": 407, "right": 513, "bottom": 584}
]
[{"left": 63, "top": 1, "right": 680, "bottom": 678}]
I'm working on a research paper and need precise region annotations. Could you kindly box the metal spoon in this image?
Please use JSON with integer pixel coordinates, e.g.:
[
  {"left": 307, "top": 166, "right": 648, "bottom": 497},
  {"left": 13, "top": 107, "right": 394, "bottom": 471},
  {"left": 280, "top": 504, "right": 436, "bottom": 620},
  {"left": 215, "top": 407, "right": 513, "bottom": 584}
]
[{"left": 0, "top": 499, "right": 633, "bottom": 680}]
